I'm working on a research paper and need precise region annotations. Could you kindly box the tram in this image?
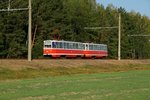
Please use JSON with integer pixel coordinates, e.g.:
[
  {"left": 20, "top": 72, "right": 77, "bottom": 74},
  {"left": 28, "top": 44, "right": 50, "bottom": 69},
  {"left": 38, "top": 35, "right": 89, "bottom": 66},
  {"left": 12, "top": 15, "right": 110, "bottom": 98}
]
[{"left": 43, "top": 40, "right": 108, "bottom": 58}]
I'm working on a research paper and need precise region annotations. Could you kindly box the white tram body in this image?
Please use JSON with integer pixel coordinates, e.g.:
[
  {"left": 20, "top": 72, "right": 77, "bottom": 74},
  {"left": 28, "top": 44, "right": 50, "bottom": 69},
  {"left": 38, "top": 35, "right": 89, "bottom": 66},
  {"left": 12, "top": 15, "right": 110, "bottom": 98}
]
[{"left": 43, "top": 40, "right": 108, "bottom": 58}]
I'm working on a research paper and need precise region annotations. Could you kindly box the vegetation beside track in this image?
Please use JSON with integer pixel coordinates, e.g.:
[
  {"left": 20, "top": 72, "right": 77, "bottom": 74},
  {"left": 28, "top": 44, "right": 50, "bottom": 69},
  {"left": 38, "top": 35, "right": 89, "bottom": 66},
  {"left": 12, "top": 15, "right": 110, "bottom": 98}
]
[{"left": 0, "top": 59, "right": 150, "bottom": 80}]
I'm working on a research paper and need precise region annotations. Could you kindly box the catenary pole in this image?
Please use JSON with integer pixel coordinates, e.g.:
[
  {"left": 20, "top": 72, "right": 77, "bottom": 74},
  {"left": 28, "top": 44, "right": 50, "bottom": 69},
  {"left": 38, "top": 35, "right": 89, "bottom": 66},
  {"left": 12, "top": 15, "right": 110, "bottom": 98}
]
[
  {"left": 28, "top": 0, "right": 32, "bottom": 61},
  {"left": 0, "top": 0, "right": 31, "bottom": 61},
  {"left": 118, "top": 13, "right": 121, "bottom": 60},
  {"left": 84, "top": 13, "right": 121, "bottom": 60}
]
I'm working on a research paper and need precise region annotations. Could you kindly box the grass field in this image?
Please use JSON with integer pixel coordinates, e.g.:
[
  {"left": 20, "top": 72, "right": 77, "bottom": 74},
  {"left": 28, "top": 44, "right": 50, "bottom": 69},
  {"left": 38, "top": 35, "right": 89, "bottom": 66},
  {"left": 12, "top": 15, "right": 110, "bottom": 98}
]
[
  {"left": 0, "top": 70, "right": 150, "bottom": 100},
  {"left": 0, "top": 60, "right": 150, "bottom": 100}
]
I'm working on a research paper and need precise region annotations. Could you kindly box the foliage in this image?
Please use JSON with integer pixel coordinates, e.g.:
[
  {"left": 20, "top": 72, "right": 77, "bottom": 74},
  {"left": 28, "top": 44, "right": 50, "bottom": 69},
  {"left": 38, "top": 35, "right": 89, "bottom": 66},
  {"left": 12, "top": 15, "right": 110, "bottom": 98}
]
[{"left": 0, "top": 0, "right": 150, "bottom": 59}]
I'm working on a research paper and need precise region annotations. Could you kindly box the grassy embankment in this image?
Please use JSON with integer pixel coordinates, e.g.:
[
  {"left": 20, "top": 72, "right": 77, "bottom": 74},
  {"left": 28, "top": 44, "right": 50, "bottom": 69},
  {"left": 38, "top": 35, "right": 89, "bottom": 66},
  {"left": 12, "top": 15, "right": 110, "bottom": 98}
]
[{"left": 0, "top": 59, "right": 150, "bottom": 80}]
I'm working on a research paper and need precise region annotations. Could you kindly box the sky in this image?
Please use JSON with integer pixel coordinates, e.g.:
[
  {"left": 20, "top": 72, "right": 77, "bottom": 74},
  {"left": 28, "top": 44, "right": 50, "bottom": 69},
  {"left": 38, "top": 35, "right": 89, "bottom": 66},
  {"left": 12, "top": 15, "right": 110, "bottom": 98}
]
[{"left": 96, "top": 0, "right": 150, "bottom": 18}]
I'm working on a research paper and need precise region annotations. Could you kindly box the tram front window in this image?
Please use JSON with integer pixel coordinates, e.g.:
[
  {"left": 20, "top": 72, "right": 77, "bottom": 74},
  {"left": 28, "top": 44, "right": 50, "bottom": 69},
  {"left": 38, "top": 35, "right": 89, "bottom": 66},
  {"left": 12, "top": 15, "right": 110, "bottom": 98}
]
[{"left": 45, "top": 45, "right": 51, "bottom": 48}]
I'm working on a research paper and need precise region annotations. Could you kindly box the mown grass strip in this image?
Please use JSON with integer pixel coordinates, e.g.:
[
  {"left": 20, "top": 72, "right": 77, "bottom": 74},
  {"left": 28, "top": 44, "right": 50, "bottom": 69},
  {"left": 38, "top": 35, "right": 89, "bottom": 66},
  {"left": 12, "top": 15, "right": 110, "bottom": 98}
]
[{"left": 0, "top": 70, "right": 150, "bottom": 100}]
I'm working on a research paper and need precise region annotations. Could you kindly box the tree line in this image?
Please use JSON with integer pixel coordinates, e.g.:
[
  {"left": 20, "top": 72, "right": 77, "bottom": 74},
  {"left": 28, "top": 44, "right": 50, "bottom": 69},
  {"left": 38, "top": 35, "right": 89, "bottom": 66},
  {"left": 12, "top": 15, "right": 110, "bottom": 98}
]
[{"left": 0, "top": 0, "right": 150, "bottom": 59}]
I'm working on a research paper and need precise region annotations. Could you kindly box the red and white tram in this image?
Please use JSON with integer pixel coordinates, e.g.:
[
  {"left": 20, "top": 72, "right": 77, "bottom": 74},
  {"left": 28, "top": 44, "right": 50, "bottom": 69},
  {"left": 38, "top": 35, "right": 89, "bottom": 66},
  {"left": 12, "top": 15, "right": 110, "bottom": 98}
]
[
  {"left": 43, "top": 40, "right": 108, "bottom": 58},
  {"left": 84, "top": 43, "right": 108, "bottom": 58}
]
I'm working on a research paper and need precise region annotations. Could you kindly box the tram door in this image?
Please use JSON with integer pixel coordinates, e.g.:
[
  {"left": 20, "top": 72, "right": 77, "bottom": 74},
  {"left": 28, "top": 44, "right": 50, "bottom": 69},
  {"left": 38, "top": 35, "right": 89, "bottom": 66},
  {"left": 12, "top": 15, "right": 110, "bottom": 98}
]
[{"left": 85, "top": 43, "right": 89, "bottom": 50}]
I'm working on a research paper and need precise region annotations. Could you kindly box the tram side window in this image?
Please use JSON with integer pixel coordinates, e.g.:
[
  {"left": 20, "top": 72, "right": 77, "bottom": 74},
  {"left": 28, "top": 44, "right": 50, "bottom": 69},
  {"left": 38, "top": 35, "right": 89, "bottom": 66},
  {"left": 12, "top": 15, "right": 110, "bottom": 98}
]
[
  {"left": 102, "top": 46, "right": 104, "bottom": 50},
  {"left": 93, "top": 45, "right": 95, "bottom": 50},
  {"left": 64, "top": 42, "right": 69, "bottom": 49},
  {"left": 79, "top": 43, "right": 84, "bottom": 50},
  {"left": 89, "top": 45, "right": 91, "bottom": 50},
  {"left": 67, "top": 43, "right": 69, "bottom": 49},
  {"left": 94, "top": 45, "right": 96, "bottom": 50},
  {"left": 78, "top": 44, "right": 82, "bottom": 49},
  {"left": 95, "top": 45, "right": 98, "bottom": 50},
  {"left": 100, "top": 45, "right": 102, "bottom": 50},
  {"left": 98, "top": 45, "right": 100, "bottom": 50},
  {"left": 103, "top": 46, "right": 105, "bottom": 50},
  {"left": 57, "top": 42, "right": 60, "bottom": 48},
  {"left": 52, "top": 42, "right": 57, "bottom": 48},
  {"left": 57, "top": 42, "right": 63, "bottom": 48},
  {"left": 82, "top": 44, "right": 84, "bottom": 49},
  {"left": 103, "top": 46, "right": 105, "bottom": 51},
  {"left": 89, "top": 45, "right": 93, "bottom": 50},
  {"left": 94, "top": 45, "right": 97, "bottom": 50},
  {"left": 92, "top": 45, "right": 95, "bottom": 50},
  {"left": 73, "top": 43, "right": 78, "bottom": 49},
  {"left": 64, "top": 42, "right": 67, "bottom": 49},
  {"left": 76, "top": 43, "right": 79, "bottom": 49},
  {"left": 69, "top": 43, "right": 73, "bottom": 49},
  {"left": 100, "top": 45, "right": 103, "bottom": 50},
  {"left": 97, "top": 45, "right": 99, "bottom": 50},
  {"left": 104, "top": 46, "right": 107, "bottom": 51}
]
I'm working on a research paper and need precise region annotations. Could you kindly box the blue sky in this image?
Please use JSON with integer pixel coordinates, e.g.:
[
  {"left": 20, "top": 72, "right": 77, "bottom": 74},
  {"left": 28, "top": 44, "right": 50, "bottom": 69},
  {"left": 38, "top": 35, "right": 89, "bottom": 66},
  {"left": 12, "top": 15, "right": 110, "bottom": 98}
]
[{"left": 96, "top": 0, "right": 150, "bottom": 18}]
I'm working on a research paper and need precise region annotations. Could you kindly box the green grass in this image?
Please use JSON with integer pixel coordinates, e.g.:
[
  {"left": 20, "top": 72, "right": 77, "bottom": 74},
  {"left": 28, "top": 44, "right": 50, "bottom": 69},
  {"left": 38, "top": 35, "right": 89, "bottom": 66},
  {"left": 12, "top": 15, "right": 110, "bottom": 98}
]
[{"left": 0, "top": 70, "right": 150, "bottom": 100}]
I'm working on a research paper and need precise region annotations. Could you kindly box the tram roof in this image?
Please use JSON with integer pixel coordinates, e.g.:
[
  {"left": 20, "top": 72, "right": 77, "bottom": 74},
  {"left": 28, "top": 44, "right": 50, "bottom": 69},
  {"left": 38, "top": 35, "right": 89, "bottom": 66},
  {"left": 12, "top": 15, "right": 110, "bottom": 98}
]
[
  {"left": 44, "top": 40, "right": 82, "bottom": 43},
  {"left": 83, "top": 43, "right": 107, "bottom": 46},
  {"left": 44, "top": 40, "right": 107, "bottom": 46}
]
